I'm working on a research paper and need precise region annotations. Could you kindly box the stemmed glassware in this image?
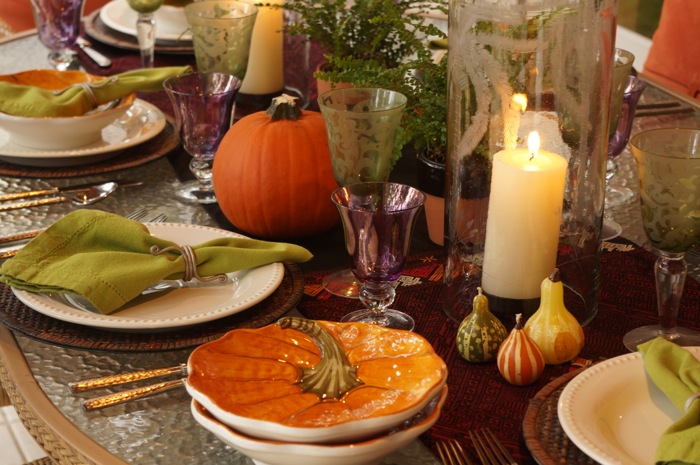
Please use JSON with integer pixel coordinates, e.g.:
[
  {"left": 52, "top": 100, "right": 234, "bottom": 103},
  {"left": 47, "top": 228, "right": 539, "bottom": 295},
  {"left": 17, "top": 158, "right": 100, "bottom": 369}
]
[
  {"left": 164, "top": 72, "right": 242, "bottom": 204},
  {"left": 331, "top": 182, "right": 425, "bottom": 331},
  {"left": 622, "top": 128, "right": 700, "bottom": 351},
  {"left": 30, "top": 0, "right": 85, "bottom": 71},
  {"left": 126, "top": 0, "right": 164, "bottom": 68},
  {"left": 318, "top": 88, "right": 408, "bottom": 298}
]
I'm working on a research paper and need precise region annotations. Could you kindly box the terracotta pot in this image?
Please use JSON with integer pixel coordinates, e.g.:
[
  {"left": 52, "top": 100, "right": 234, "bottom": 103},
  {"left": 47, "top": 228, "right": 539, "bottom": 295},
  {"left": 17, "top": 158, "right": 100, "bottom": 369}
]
[
  {"left": 315, "top": 63, "right": 352, "bottom": 97},
  {"left": 416, "top": 151, "right": 446, "bottom": 246}
]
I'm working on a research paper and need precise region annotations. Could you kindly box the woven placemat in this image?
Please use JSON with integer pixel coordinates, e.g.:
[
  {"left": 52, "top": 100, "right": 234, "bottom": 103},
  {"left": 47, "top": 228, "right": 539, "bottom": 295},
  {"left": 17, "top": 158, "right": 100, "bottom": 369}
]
[
  {"left": 0, "top": 262, "right": 303, "bottom": 352},
  {"left": 0, "top": 120, "right": 178, "bottom": 179},
  {"left": 523, "top": 368, "right": 598, "bottom": 465}
]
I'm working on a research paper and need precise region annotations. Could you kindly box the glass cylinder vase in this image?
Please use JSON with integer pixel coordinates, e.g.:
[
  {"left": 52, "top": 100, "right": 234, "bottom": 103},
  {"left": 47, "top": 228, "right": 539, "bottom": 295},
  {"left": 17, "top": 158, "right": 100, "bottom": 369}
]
[{"left": 444, "top": 0, "right": 618, "bottom": 326}]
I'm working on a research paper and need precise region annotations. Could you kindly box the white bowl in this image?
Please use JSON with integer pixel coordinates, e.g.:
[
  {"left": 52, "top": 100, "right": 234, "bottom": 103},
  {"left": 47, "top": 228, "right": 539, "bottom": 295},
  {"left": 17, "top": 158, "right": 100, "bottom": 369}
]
[
  {"left": 185, "top": 319, "right": 448, "bottom": 444},
  {"left": 191, "top": 385, "right": 448, "bottom": 465},
  {"left": 0, "top": 69, "right": 135, "bottom": 150}
]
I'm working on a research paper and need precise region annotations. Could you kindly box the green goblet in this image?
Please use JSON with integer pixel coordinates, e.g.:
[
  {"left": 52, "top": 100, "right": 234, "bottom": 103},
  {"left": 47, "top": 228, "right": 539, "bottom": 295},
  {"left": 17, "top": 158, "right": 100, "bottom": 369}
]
[
  {"left": 184, "top": 0, "right": 258, "bottom": 80},
  {"left": 318, "top": 87, "right": 407, "bottom": 298},
  {"left": 623, "top": 128, "right": 700, "bottom": 351}
]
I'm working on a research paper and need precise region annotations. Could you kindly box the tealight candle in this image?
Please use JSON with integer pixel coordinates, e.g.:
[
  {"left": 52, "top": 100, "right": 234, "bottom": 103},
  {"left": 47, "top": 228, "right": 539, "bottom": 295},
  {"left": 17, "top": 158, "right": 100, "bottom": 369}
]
[
  {"left": 240, "top": 0, "right": 284, "bottom": 95},
  {"left": 481, "top": 131, "right": 567, "bottom": 300}
]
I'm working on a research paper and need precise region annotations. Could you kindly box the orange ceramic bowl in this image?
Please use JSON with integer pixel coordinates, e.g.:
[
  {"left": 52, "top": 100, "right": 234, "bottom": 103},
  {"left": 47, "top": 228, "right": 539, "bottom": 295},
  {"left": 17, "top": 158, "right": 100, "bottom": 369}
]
[
  {"left": 0, "top": 69, "right": 135, "bottom": 150},
  {"left": 186, "top": 317, "right": 448, "bottom": 444}
]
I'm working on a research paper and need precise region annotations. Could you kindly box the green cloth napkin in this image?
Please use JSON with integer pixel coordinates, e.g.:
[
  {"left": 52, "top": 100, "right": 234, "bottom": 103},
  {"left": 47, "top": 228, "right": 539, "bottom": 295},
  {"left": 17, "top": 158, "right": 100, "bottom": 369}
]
[
  {"left": 0, "top": 210, "right": 312, "bottom": 314},
  {"left": 0, "top": 66, "right": 192, "bottom": 117},
  {"left": 639, "top": 337, "right": 700, "bottom": 465}
]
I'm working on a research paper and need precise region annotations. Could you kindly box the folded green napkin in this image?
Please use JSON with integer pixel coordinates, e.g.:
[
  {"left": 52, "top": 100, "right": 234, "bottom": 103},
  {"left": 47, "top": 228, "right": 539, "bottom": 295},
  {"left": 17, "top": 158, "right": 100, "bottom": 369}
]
[
  {"left": 0, "top": 66, "right": 192, "bottom": 117},
  {"left": 639, "top": 337, "right": 700, "bottom": 465},
  {"left": 0, "top": 210, "right": 312, "bottom": 314}
]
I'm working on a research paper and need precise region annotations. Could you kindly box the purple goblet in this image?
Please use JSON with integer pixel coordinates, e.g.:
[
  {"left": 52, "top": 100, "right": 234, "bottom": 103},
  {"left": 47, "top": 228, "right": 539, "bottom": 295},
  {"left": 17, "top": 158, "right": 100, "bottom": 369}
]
[
  {"left": 332, "top": 182, "right": 426, "bottom": 331},
  {"left": 164, "top": 72, "right": 241, "bottom": 204},
  {"left": 605, "top": 75, "right": 647, "bottom": 207},
  {"left": 30, "top": 0, "right": 84, "bottom": 71}
]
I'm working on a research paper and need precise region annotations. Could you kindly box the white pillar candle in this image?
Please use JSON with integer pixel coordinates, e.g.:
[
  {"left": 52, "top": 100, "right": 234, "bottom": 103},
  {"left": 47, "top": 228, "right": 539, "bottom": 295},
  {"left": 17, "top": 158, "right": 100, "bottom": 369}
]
[
  {"left": 481, "top": 131, "right": 567, "bottom": 300},
  {"left": 240, "top": 0, "right": 285, "bottom": 95}
]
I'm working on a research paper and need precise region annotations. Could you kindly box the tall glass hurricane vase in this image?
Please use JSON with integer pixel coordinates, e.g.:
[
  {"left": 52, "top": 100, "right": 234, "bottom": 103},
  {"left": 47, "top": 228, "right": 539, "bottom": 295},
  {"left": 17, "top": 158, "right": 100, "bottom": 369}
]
[
  {"left": 332, "top": 182, "right": 426, "bottom": 331},
  {"left": 30, "top": 0, "right": 85, "bottom": 71},
  {"left": 444, "top": 0, "right": 617, "bottom": 326},
  {"left": 164, "top": 72, "right": 242, "bottom": 204},
  {"left": 318, "top": 88, "right": 408, "bottom": 299},
  {"left": 185, "top": 1, "right": 258, "bottom": 79},
  {"left": 623, "top": 128, "right": 700, "bottom": 351}
]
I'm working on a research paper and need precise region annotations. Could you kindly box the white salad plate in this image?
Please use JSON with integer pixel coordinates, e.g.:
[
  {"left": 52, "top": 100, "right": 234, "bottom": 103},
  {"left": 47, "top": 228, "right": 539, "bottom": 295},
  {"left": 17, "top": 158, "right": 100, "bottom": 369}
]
[
  {"left": 12, "top": 223, "right": 284, "bottom": 331},
  {"left": 100, "top": 0, "right": 192, "bottom": 43},
  {"left": 0, "top": 99, "right": 166, "bottom": 167},
  {"left": 558, "top": 346, "right": 700, "bottom": 465}
]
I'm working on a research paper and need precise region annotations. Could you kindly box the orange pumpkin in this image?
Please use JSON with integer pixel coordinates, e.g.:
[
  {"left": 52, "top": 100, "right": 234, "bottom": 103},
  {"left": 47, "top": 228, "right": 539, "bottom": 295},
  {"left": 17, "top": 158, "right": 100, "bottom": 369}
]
[
  {"left": 186, "top": 318, "right": 448, "bottom": 429},
  {"left": 212, "top": 94, "right": 339, "bottom": 239}
]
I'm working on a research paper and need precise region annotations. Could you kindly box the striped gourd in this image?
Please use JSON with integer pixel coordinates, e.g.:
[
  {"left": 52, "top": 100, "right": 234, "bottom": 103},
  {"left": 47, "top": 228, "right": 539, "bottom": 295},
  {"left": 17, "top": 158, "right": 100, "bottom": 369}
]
[
  {"left": 456, "top": 287, "right": 507, "bottom": 363},
  {"left": 497, "top": 313, "right": 545, "bottom": 386}
]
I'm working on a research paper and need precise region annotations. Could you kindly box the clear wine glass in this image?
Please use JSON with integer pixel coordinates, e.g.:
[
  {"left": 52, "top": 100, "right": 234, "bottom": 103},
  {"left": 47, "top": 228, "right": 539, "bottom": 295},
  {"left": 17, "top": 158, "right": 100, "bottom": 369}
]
[
  {"left": 331, "top": 182, "right": 425, "bottom": 331},
  {"left": 126, "top": 0, "right": 165, "bottom": 68},
  {"left": 164, "top": 72, "right": 242, "bottom": 204},
  {"left": 318, "top": 88, "right": 408, "bottom": 299},
  {"left": 30, "top": 0, "right": 84, "bottom": 71},
  {"left": 623, "top": 128, "right": 700, "bottom": 351}
]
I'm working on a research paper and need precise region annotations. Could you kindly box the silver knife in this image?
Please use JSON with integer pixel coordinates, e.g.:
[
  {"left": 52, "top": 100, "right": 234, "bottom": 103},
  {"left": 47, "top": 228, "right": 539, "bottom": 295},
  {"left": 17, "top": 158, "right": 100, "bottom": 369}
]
[
  {"left": 77, "top": 37, "right": 112, "bottom": 68},
  {"left": 0, "top": 180, "right": 142, "bottom": 202}
]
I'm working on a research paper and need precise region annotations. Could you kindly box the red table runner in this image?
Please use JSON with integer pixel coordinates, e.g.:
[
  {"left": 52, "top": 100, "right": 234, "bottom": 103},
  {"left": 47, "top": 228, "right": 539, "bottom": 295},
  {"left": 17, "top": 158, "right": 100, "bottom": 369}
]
[{"left": 297, "top": 241, "right": 700, "bottom": 464}]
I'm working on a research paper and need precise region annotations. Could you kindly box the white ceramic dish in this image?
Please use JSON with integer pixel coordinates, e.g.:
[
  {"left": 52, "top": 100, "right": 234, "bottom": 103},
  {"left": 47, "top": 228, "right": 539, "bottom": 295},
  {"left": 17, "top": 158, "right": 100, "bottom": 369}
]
[
  {"left": 0, "top": 99, "right": 165, "bottom": 167},
  {"left": 191, "top": 385, "right": 447, "bottom": 465},
  {"left": 12, "top": 223, "right": 284, "bottom": 331},
  {"left": 100, "top": 0, "right": 192, "bottom": 42},
  {"left": 558, "top": 346, "right": 700, "bottom": 465}
]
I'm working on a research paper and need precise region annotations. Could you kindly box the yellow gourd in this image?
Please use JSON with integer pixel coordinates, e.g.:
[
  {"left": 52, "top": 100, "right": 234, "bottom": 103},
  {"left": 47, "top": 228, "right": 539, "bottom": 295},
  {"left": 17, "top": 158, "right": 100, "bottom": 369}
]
[
  {"left": 456, "top": 288, "right": 507, "bottom": 362},
  {"left": 524, "top": 269, "right": 585, "bottom": 364}
]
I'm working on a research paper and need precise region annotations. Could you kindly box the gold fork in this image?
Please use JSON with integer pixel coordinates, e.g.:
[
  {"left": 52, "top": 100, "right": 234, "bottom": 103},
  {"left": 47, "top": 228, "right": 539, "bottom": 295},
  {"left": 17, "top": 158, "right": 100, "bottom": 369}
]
[
  {"left": 469, "top": 428, "right": 518, "bottom": 465},
  {"left": 435, "top": 439, "right": 475, "bottom": 465}
]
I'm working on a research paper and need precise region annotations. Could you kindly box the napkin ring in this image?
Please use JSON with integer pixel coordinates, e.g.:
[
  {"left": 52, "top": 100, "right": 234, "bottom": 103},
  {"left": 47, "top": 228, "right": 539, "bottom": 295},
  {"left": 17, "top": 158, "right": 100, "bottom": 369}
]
[
  {"left": 53, "top": 77, "right": 118, "bottom": 109},
  {"left": 150, "top": 244, "right": 228, "bottom": 283},
  {"left": 684, "top": 392, "right": 700, "bottom": 413}
]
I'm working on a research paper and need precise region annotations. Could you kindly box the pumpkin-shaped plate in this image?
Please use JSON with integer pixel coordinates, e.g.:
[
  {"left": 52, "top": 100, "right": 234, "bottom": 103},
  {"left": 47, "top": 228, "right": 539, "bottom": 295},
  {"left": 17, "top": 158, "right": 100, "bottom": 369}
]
[{"left": 186, "top": 317, "right": 448, "bottom": 444}]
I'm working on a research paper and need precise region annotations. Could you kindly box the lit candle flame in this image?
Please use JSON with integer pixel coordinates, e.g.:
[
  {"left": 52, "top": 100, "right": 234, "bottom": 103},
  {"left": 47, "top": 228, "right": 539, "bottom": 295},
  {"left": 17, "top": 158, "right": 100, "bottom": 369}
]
[
  {"left": 528, "top": 131, "right": 540, "bottom": 161},
  {"left": 513, "top": 93, "right": 528, "bottom": 112}
]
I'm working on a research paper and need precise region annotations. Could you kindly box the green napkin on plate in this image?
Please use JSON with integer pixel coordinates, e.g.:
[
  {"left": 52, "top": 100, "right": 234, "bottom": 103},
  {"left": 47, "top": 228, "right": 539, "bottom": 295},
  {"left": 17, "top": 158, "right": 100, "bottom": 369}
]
[
  {"left": 0, "top": 210, "right": 313, "bottom": 314},
  {"left": 0, "top": 66, "right": 192, "bottom": 117},
  {"left": 639, "top": 337, "right": 700, "bottom": 465}
]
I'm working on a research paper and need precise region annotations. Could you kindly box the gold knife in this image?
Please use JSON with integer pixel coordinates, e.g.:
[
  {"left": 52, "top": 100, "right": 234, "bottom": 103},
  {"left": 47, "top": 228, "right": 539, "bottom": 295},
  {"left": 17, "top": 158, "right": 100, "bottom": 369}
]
[
  {"left": 0, "top": 180, "right": 142, "bottom": 202},
  {"left": 81, "top": 379, "right": 186, "bottom": 411},
  {"left": 69, "top": 364, "right": 188, "bottom": 392}
]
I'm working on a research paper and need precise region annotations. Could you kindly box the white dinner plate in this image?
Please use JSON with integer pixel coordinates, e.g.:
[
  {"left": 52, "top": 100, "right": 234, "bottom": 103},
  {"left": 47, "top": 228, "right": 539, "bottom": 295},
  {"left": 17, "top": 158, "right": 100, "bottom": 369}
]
[
  {"left": 558, "top": 346, "right": 700, "bottom": 465},
  {"left": 11, "top": 223, "right": 284, "bottom": 331},
  {"left": 100, "top": 0, "right": 192, "bottom": 43},
  {"left": 0, "top": 99, "right": 166, "bottom": 167}
]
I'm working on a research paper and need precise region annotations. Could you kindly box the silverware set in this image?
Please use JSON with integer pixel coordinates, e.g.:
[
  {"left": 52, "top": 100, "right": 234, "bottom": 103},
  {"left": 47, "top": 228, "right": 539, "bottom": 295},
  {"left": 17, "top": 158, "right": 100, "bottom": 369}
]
[
  {"left": 0, "top": 180, "right": 143, "bottom": 211},
  {"left": 436, "top": 429, "right": 518, "bottom": 465}
]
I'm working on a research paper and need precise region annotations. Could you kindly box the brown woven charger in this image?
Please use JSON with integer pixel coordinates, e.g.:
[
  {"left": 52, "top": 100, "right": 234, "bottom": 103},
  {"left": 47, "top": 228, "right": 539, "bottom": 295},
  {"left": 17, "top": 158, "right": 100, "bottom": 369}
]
[
  {"left": 0, "top": 262, "right": 303, "bottom": 352},
  {"left": 523, "top": 367, "right": 598, "bottom": 465},
  {"left": 0, "top": 120, "right": 177, "bottom": 179}
]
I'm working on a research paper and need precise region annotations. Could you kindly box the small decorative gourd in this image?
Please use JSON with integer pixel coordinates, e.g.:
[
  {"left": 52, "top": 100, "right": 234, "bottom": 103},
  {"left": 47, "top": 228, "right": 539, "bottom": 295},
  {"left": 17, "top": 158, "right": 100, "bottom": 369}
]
[
  {"left": 456, "top": 287, "right": 507, "bottom": 362},
  {"left": 497, "top": 313, "right": 545, "bottom": 386},
  {"left": 212, "top": 94, "right": 339, "bottom": 239},
  {"left": 524, "top": 269, "right": 585, "bottom": 364}
]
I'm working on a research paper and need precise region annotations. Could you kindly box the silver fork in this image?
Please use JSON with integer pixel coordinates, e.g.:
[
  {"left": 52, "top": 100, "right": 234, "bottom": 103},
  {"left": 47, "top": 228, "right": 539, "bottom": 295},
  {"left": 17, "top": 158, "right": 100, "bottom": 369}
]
[
  {"left": 469, "top": 428, "right": 518, "bottom": 465},
  {"left": 436, "top": 439, "right": 475, "bottom": 465}
]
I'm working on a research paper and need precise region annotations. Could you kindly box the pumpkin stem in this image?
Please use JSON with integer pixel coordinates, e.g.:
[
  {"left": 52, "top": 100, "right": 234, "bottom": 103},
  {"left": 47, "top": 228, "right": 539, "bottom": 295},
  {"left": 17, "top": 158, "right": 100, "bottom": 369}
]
[
  {"left": 548, "top": 268, "right": 561, "bottom": 283},
  {"left": 277, "top": 317, "right": 363, "bottom": 400},
  {"left": 267, "top": 94, "right": 301, "bottom": 121}
]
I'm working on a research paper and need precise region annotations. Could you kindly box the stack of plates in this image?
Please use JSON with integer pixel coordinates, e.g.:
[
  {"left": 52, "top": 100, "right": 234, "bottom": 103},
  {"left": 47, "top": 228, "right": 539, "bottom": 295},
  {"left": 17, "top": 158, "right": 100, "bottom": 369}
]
[{"left": 85, "top": 0, "right": 193, "bottom": 54}]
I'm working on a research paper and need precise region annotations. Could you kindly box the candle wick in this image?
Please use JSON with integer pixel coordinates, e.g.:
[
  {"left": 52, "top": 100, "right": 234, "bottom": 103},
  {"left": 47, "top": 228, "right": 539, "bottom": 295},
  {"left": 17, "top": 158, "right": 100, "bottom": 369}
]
[{"left": 529, "top": 151, "right": 535, "bottom": 161}]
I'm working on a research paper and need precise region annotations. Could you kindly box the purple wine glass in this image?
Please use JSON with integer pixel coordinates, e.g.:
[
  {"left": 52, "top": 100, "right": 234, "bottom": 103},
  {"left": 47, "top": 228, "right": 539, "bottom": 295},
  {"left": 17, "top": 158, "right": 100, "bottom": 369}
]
[
  {"left": 30, "top": 0, "right": 84, "bottom": 71},
  {"left": 605, "top": 75, "right": 647, "bottom": 207},
  {"left": 164, "top": 72, "right": 241, "bottom": 204},
  {"left": 332, "top": 182, "right": 425, "bottom": 331}
]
